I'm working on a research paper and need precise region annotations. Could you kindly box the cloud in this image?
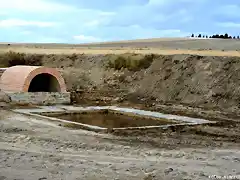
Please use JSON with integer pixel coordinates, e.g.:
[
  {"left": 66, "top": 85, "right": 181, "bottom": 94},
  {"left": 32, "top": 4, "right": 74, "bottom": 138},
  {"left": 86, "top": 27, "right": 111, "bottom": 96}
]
[
  {"left": 84, "top": 20, "right": 102, "bottom": 27},
  {"left": 0, "top": 0, "right": 240, "bottom": 43},
  {"left": 73, "top": 35, "right": 102, "bottom": 43},
  {"left": 0, "top": 0, "right": 76, "bottom": 13},
  {"left": 83, "top": 18, "right": 111, "bottom": 27},
  {"left": 68, "top": 0, "right": 148, "bottom": 11},
  {"left": 20, "top": 30, "right": 32, "bottom": 35},
  {"left": 0, "top": 19, "right": 57, "bottom": 28}
]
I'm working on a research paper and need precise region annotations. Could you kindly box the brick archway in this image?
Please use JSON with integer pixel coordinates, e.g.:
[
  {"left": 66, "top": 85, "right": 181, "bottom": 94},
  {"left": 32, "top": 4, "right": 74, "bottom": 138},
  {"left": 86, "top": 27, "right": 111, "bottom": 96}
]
[{"left": 0, "top": 66, "right": 67, "bottom": 92}]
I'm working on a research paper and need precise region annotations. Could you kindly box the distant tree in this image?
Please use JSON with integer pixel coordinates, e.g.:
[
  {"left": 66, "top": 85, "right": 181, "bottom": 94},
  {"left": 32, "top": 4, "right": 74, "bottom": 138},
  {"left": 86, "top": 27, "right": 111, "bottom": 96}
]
[
  {"left": 237, "top": 36, "right": 240, "bottom": 39},
  {"left": 198, "top": 34, "right": 202, "bottom": 38},
  {"left": 203, "top": 35, "right": 205, "bottom": 38},
  {"left": 220, "top": 34, "right": 224, "bottom": 39},
  {"left": 206, "top": 35, "right": 208, "bottom": 38},
  {"left": 215, "top": 34, "right": 220, "bottom": 38},
  {"left": 191, "top": 34, "right": 194, "bottom": 37},
  {"left": 229, "top": 36, "right": 232, "bottom": 39},
  {"left": 224, "top": 33, "right": 229, "bottom": 39},
  {"left": 233, "top": 36, "right": 236, "bottom": 39},
  {"left": 209, "top": 36, "right": 212, "bottom": 38}
]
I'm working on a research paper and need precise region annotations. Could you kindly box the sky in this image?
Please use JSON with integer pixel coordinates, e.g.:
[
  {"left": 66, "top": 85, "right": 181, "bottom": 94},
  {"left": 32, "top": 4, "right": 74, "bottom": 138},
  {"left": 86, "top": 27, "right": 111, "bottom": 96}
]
[{"left": 0, "top": 0, "right": 239, "bottom": 43}]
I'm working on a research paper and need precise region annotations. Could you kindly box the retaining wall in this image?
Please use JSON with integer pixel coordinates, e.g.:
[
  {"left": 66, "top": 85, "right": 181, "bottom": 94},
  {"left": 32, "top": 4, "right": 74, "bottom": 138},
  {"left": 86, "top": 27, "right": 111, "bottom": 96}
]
[{"left": 7, "top": 92, "right": 71, "bottom": 105}]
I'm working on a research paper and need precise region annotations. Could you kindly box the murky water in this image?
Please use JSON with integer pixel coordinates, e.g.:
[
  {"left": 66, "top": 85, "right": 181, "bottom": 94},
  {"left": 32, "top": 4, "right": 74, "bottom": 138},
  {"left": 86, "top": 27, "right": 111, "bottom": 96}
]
[{"left": 44, "top": 110, "right": 177, "bottom": 128}]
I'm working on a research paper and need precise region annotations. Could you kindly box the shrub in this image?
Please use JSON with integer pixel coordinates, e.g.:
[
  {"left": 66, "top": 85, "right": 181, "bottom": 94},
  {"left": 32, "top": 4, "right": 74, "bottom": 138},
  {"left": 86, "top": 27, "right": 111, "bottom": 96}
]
[
  {"left": 107, "top": 53, "right": 155, "bottom": 71},
  {"left": 0, "top": 51, "right": 43, "bottom": 67},
  {"left": 3, "top": 51, "right": 26, "bottom": 66}
]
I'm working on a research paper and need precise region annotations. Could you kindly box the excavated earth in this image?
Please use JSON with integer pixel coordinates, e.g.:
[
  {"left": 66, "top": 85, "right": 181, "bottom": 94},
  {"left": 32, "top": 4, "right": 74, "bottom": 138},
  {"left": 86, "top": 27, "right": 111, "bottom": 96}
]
[{"left": 0, "top": 53, "right": 240, "bottom": 180}]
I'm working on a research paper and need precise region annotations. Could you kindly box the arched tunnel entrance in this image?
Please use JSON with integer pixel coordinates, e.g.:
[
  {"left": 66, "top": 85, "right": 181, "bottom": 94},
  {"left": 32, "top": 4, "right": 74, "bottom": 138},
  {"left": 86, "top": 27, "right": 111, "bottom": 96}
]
[{"left": 28, "top": 73, "right": 61, "bottom": 92}]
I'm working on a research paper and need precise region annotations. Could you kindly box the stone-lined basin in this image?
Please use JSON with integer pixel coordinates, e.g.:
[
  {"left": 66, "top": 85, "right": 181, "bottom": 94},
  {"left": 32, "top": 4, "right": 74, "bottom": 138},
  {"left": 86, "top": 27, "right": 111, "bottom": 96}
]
[{"left": 13, "top": 105, "right": 215, "bottom": 132}]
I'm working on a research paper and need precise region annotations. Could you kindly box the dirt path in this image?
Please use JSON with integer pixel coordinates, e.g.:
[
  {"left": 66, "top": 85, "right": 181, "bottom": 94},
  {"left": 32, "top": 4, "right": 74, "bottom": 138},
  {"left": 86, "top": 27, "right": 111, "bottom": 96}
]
[{"left": 0, "top": 110, "right": 240, "bottom": 180}]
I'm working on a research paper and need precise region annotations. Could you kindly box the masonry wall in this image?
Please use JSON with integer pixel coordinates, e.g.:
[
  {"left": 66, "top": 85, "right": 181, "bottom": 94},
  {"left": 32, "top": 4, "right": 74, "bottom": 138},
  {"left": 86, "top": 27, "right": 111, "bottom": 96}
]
[
  {"left": 7, "top": 92, "right": 71, "bottom": 105},
  {"left": 0, "top": 66, "right": 67, "bottom": 93}
]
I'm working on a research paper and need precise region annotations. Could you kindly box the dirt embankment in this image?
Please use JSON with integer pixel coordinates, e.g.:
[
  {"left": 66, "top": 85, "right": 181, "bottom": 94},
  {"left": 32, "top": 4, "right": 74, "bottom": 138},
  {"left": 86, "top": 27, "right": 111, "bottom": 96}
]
[
  {"left": 0, "top": 52, "right": 239, "bottom": 114},
  {"left": 0, "top": 52, "right": 240, "bottom": 180}
]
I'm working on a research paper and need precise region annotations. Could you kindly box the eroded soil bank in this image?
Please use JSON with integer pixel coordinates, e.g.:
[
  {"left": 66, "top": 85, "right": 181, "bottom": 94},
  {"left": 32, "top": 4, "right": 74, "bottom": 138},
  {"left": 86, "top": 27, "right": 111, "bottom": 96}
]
[
  {"left": 0, "top": 52, "right": 240, "bottom": 179},
  {"left": 1, "top": 52, "right": 239, "bottom": 114}
]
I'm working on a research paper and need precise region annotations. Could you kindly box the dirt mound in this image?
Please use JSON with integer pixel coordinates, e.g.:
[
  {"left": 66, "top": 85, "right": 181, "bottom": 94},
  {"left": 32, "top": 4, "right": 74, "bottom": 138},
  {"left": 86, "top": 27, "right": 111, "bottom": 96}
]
[{"left": 124, "top": 55, "right": 240, "bottom": 111}]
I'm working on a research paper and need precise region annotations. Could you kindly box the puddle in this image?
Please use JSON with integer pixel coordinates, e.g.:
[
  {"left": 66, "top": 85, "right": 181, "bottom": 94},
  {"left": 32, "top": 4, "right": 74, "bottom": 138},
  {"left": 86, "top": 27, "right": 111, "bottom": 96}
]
[{"left": 41, "top": 109, "right": 178, "bottom": 129}]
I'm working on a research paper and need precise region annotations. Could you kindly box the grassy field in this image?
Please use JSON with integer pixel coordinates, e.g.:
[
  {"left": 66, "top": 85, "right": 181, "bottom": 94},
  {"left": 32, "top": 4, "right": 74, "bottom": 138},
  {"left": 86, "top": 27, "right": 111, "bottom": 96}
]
[
  {"left": 1, "top": 38, "right": 240, "bottom": 57},
  {"left": 0, "top": 47, "right": 240, "bottom": 57}
]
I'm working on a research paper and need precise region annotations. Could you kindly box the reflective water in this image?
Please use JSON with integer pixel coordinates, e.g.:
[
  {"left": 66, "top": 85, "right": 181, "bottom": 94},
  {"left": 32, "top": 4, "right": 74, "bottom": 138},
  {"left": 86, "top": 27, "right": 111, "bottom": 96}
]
[{"left": 45, "top": 110, "right": 178, "bottom": 129}]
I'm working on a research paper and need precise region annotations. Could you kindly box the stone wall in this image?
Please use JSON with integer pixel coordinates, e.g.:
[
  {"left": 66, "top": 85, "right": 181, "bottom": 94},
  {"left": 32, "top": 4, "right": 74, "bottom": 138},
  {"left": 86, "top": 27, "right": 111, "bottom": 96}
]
[{"left": 7, "top": 92, "right": 70, "bottom": 105}]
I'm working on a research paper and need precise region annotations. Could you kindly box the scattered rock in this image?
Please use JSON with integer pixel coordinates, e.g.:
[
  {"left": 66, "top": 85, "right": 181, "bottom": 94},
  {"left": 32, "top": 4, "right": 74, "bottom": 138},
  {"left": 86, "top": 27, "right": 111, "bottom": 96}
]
[
  {"left": 0, "top": 91, "right": 11, "bottom": 103},
  {"left": 164, "top": 168, "right": 174, "bottom": 175},
  {"left": 38, "top": 177, "right": 47, "bottom": 180}
]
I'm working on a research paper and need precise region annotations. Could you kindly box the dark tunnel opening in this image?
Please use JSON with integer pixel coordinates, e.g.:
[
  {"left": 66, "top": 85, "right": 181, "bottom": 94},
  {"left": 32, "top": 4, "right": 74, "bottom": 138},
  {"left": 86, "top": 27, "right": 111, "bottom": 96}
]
[{"left": 28, "top": 73, "right": 61, "bottom": 92}]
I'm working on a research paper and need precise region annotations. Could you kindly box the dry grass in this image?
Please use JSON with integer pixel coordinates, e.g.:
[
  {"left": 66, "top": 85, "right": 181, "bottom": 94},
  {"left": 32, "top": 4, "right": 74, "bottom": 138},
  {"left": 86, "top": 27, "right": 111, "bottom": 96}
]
[
  {"left": 0, "top": 47, "right": 240, "bottom": 57},
  {"left": 75, "top": 37, "right": 193, "bottom": 45}
]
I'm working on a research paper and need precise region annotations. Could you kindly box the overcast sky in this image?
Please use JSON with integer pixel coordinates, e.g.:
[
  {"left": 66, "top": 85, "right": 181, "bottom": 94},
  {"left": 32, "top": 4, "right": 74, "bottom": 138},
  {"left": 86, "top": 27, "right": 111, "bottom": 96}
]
[{"left": 0, "top": 0, "right": 239, "bottom": 43}]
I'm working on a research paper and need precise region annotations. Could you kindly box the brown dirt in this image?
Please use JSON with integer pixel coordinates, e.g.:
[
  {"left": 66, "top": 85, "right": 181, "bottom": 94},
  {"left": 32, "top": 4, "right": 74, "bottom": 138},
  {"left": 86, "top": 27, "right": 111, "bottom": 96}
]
[
  {"left": 40, "top": 53, "right": 239, "bottom": 115},
  {"left": 1, "top": 52, "right": 239, "bottom": 114},
  {"left": 0, "top": 109, "right": 240, "bottom": 180},
  {"left": 0, "top": 52, "right": 240, "bottom": 179}
]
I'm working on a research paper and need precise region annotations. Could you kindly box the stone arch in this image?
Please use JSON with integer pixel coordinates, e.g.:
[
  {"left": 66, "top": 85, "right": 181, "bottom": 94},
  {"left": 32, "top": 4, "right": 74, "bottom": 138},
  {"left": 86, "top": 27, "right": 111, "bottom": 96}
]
[{"left": 0, "top": 66, "right": 67, "bottom": 92}]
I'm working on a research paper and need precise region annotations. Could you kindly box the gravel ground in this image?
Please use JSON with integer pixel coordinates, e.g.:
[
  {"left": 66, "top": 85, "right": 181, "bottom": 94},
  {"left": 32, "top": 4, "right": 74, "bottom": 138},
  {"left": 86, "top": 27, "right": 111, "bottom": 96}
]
[{"left": 0, "top": 110, "right": 239, "bottom": 180}]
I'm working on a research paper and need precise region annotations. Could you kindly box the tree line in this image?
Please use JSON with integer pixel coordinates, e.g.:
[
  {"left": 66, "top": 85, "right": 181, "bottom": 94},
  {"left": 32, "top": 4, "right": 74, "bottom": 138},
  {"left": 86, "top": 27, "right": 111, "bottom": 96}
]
[{"left": 191, "top": 33, "right": 240, "bottom": 39}]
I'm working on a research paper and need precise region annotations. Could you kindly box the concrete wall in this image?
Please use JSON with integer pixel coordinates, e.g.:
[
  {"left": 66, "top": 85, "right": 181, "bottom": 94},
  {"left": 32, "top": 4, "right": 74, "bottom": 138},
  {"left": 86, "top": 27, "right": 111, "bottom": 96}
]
[{"left": 7, "top": 92, "right": 70, "bottom": 105}]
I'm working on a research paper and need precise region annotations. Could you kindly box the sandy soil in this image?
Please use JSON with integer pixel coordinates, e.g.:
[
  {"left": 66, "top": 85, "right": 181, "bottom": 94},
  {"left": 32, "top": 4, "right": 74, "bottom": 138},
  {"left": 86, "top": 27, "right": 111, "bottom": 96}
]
[{"left": 0, "top": 109, "right": 240, "bottom": 180}]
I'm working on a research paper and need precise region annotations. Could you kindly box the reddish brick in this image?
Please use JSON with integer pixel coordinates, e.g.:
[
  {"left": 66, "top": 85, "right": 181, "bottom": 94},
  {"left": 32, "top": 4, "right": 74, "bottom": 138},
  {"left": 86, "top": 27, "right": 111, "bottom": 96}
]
[{"left": 0, "top": 66, "right": 67, "bottom": 92}]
